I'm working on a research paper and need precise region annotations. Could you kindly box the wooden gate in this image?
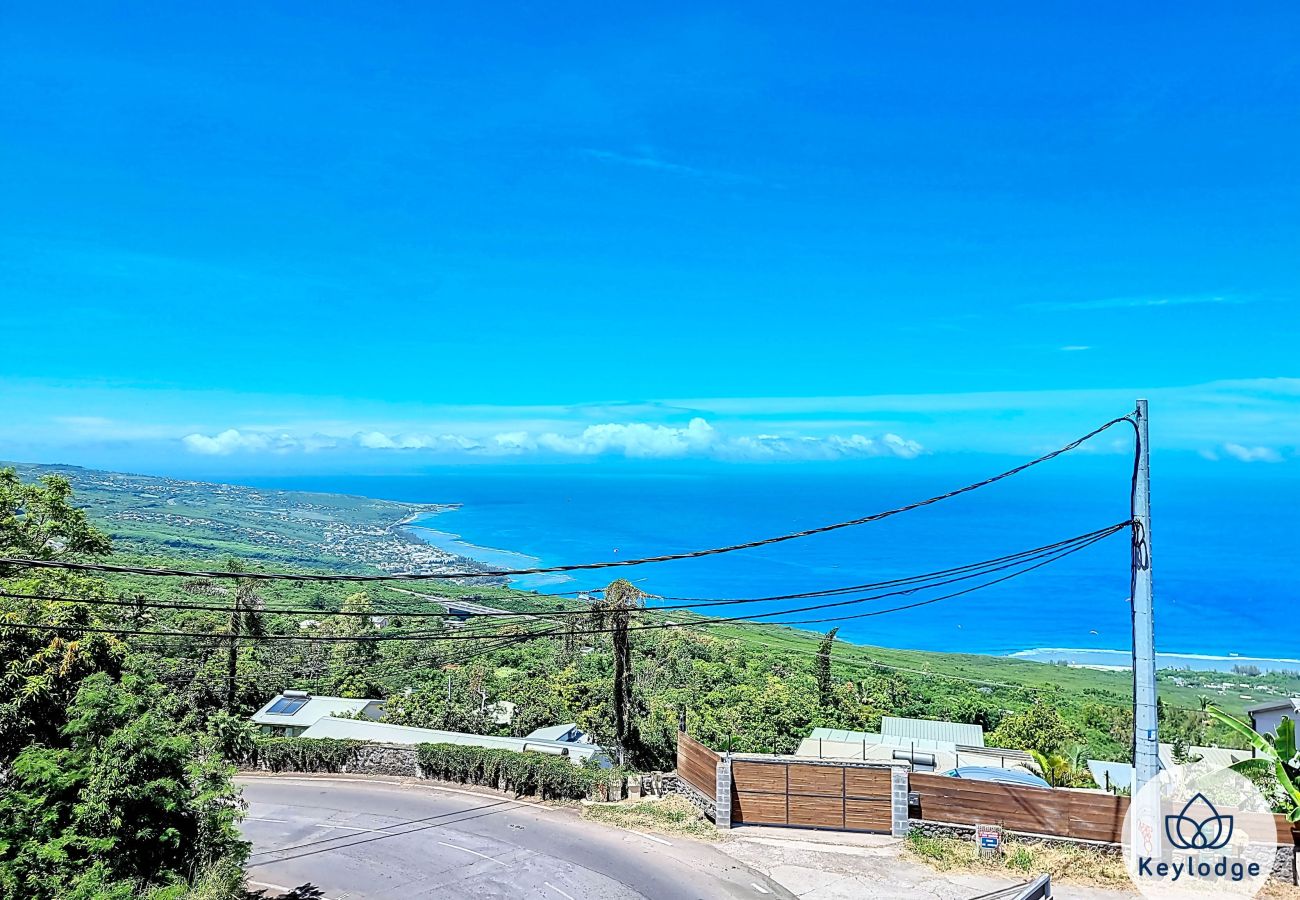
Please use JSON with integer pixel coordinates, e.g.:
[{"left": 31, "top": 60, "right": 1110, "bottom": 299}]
[{"left": 731, "top": 759, "right": 893, "bottom": 832}]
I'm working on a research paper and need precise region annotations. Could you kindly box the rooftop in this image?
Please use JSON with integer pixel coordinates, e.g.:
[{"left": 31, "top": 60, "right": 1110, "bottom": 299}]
[
  {"left": 881, "top": 716, "right": 985, "bottom": 747},
  {"left": 525, "top": 723, "right": 585, "bottom": 743},
  {"left": 1087, "top": 743, "right": 1253, "bottom": 792},
  {"left": 251, "top": 691, "right": 383, "bottom": 727},
  {"left": 298, "top": 717, "right": 613, "bottom": 767},
  {"left": 1246, "top": 697, "right": 1300, "bottom": 715}
]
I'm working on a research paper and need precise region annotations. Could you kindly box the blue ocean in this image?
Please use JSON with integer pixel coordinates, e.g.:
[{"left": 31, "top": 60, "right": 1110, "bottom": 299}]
[{"left": 242, "top": 454, "right": 1296, "bottom": 664}]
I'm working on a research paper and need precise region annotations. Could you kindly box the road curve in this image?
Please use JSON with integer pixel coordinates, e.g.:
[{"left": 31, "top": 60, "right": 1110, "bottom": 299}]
[{"left": 238, "top": 775, "right": 792, "bottom": 899}]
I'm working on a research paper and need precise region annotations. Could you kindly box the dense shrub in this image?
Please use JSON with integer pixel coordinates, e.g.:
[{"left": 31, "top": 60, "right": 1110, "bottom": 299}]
[
  {"left": 415, "top": 742, "right": 624, "bottom": 800},
  {"left": 251, "top": 737, "right": 363, "bottom": 773}
]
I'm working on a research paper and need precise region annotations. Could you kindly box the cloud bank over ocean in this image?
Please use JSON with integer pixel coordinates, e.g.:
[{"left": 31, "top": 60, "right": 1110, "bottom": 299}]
[
  {"left": 179, "top": 417, "right": 925, "bottom": 461},
  {"left": 3, "top": 376, "right": 1295, "bottom": 472}
]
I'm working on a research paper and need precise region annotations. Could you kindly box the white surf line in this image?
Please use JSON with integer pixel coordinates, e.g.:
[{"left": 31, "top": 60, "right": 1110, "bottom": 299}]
[
  {"left": 436, "top": 839, "right": 508, "bottom": 866},
  {"left": 545, "top": 882, "right": 578, "bottom": 900},
  {"left": 628, "top": 830, "right": 672, "bottom": 846},
  {"left": 751, "top": 882, "right": 770, "bottom": 894}
]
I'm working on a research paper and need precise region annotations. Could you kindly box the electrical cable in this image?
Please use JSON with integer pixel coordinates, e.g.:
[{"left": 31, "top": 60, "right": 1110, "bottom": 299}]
[
  {"left": 0, "top": 522, "right": 1129, "bottom": 622},
  {"left": 0, "top": 522, "right": 1126, "bottom": 643}
]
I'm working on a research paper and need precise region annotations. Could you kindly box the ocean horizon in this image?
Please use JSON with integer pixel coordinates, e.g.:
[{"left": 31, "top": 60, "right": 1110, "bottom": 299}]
[{"left": 237, "top": 453, "right": 1296, "bottom": 663}]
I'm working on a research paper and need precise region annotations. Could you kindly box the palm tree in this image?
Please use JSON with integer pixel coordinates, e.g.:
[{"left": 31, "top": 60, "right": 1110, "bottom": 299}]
[{"left": 1027, "top": 745, "right": 1092, "bottom": 788}]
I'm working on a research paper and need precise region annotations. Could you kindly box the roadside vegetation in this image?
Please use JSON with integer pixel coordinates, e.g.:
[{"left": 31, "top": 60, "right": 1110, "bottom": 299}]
[
  {"left": 904, "top": 830, "right": 1130, "bottom": 889},
  {"left": 583, "top": 796, "right": 718, "bottom": 840}
]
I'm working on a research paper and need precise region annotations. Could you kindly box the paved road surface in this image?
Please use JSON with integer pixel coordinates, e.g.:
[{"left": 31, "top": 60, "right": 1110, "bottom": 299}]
[{"left": 239, "top": 775, "right": 791, "bottom": 899}]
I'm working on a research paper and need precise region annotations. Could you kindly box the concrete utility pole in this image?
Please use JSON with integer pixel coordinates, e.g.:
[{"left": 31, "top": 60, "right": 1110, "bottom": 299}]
[{"left": 1132, "top": 400, "right": 1160, "bottom": 833}]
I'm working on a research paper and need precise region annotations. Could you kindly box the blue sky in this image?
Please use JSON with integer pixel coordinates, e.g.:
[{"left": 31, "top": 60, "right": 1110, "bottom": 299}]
[{"left": 1, "top": 2, "right": 1297, "bottom": 473}]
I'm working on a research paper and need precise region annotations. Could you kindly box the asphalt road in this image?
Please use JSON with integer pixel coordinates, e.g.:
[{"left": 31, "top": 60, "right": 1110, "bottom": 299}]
[{"left": 239, "top": 775, "right": 793, "bottom": 900}]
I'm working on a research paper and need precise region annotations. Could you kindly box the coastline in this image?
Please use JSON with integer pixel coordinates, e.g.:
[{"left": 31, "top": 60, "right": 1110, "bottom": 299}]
[
  {"left": 1009, "top": 647, "right": 1300, "bottom": 674},
  {"left": 399, "top": 498, "right": 1290, "bottom": 668}
]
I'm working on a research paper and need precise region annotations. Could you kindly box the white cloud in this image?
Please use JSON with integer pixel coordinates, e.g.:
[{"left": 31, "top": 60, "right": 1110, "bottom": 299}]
[
  {"left": 1025, "top": 295, "right": 1242, "bottom": 312},
  {"left": 534, "top": 417, "right": 717, "bottom": 458},
  {"left": 1060, "top": 345, "right": 1091, "bottom": 352},
  {"left": 1221, "top": 443, "right": 1284, "bottom": 463},
  {"left": 178, "top": 417, "right": 924, "bottom": 463},
  {"left": 182, "top": 429, "right": 272, "bottom": 455},
  {"left": 353, "top": 431, "right": 480, "bottom": 451}
]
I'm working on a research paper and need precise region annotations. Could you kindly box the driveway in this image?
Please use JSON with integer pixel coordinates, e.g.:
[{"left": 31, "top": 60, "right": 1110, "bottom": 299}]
[
  {"left": 238, "top": 775, "right": 791, "bottom": 899},
  {"left": 718, "top": 827, "right": 1141, "bottom": 900}
]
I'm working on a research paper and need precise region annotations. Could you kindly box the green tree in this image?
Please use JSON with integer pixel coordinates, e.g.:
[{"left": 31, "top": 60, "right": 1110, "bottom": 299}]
[
  {"left": 0, "top": 673, "right": 248, "bottom": 898},
  {"left": 588, "top": 579, "right": 646, "bottom": 766},
  {"left": 1, "top": 469, "right": 118, "bottom": 762},
  {"left": 0, "top": 469, "right": 111, "bottom": 566},
  {"left": 988, "top": 701, "right": 1076, "bottom": 756},
  {"left": 329, "top": 591, "right": 382, "bottom": 698},
  {"left": 815, "top": 627, "right": 839, "bottom": 710}
]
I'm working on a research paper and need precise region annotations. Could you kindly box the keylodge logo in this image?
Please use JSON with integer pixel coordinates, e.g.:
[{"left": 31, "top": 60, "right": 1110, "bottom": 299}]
[{"left": 1164, "top": 793, "right": 1234, "bottom": 851}]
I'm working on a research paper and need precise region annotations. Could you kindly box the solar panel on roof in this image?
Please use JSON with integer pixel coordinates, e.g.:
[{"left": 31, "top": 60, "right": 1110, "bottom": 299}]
[{"left": 267, "top": 697, "right": 308, "bottom": 715}]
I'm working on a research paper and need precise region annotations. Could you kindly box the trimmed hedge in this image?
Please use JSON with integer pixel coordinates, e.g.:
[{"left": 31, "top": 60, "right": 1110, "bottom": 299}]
[
  {"left": 243, "top": 737, "right": 625, "bottom": 801},
  {"left": 251, "top": 737, "right": 364, "bottom": 773},
  {"left": 416, "top": 742, "right": 624, "bottom": 801}
]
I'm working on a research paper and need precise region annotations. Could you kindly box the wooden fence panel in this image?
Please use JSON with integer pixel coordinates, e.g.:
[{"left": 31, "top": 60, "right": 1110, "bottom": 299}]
[
  {"left": 846, "top": 798, "right": 894, "bottom": 832},
  {"left": 733, "top": 791, "right": 787, "bottom": 825},
  {"left": 789, "top": 764, "right": 844, "bottom": 796},
  {"left": 909, "top": 773, "right": 1069, "bottom": 836},
  {"left": 676, "top": 732, "right": 719, "bottom": 799},
  {"left": 789, "top": 795, "right": 844, "bottom": 828},
  {"left": 911, "top": 774, "right": 1300, "bottom": 847},
  {"left": 1066, "top": 792, "right": 1128, "bottom": 843},
  {"left": 733, "top": 761, "right": 787, "bottom": 793},
  {"left": 845, "top": 768, "right": 891, "bottom": 799}
]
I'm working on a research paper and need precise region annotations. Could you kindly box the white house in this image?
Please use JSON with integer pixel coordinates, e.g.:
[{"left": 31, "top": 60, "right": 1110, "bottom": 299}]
[
  {"left": 298, "top": 717, "right": 614, "bottom": 767},
  {"left": 251, "top": 690, "right": 385, "bottom": 737},
  {"left": 1247, "top": 698, "right": 1300, "bottom": 738}
]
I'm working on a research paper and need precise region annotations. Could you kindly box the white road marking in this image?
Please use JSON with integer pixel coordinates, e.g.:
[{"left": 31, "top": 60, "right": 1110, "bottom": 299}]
[
  {"left": 238, "top": 775, "right": 558, "bottom": 814},
  {"left": 436, "top": 839, "right": 507, "bottom": 866},
  {"left": 751, "top": 883, "right": 771, "bottom": 894},
  {"left": 629, "top": 830, "right": 672, "bottom": 846},
  {"left": 247, "top": 816, "right": 402, "bottom": 837},
  {"left": 545, "top": 882, "right": 578, "bottom": 900}
]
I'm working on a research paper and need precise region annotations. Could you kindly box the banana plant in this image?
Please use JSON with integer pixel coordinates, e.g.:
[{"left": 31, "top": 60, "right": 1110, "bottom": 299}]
[{"left": 1207, "top": 705, "right": 1300, "bottom": 821}]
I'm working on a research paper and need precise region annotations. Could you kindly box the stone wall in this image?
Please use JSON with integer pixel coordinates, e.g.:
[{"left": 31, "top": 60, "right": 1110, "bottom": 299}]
[
  {"left": 661, "top": 772, "right": 717, "bottom": 821},
  {"left": 243, "top": 742, "right": 419, "bottom": 777},
  {"left": 355, "top": 744, "right": 421, "bottom": 777}
]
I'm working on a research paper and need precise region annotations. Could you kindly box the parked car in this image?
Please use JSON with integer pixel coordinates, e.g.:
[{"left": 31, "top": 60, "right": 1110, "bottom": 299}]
[{"left": 941, "top": 766, "right": 1051, "bottom": 789}]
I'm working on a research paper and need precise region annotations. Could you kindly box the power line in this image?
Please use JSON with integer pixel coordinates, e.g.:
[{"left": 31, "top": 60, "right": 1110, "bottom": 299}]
[
  {"left": 0, "top": 522, "right": 1128, "bottom": 623},
  {"left": 0, "top": 414, "right": 1134, "bottom": 584},
  {"left": 0, "top": 523, "right": 1125, "bottom": 643}
]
